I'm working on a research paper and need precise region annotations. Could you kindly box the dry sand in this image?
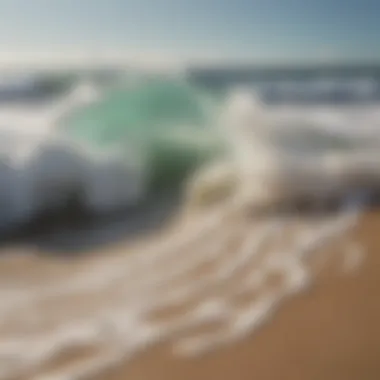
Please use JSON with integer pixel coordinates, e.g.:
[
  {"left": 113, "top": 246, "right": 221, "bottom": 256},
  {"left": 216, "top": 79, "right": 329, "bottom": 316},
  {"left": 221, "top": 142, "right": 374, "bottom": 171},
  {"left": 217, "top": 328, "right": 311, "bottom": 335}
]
[{"left": 1, "top": 207, "right": 380, "bottom": 380}]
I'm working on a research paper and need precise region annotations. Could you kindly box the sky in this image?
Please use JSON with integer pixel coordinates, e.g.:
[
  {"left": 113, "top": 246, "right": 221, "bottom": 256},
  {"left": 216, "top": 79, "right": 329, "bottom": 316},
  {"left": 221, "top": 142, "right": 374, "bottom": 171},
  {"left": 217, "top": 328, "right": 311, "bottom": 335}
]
[{"left": 0, "top": 0, "right": 379, "bottom": 65}]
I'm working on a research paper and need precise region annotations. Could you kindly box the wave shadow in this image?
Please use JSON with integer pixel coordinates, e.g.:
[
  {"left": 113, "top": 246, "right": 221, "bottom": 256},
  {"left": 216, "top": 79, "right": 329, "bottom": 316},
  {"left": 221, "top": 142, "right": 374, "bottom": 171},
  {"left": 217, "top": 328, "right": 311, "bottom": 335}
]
[{"left": 0, "top": 189, "right": 183, "bottom": 256}]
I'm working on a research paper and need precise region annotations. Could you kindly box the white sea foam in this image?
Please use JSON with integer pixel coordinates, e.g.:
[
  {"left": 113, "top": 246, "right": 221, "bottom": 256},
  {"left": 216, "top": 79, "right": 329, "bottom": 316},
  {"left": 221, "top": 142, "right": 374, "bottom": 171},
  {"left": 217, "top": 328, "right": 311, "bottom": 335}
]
[
  {"left": 0, "top": 82, "right": 148, "bottom": 231},
  {"left": 208, "top": 88, "right": 380, "bottom": 209},
  {"left": 0, "top": 193, "right": 366, "bottom": 379}
]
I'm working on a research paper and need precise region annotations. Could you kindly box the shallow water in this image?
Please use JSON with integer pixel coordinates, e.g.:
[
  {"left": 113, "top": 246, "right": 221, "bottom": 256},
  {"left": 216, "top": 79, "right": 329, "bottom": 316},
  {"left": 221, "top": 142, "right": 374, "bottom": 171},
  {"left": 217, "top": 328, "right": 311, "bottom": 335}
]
[{"left": 0, "top": 194, "right": 367, "bottom": 380}]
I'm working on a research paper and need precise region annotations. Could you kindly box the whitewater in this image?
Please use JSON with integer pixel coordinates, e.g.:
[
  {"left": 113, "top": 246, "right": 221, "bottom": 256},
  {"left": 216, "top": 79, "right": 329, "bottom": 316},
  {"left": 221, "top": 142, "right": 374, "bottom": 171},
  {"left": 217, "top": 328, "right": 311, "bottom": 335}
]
[
  {"left": 1, "top": 79, "right": 380, "bottom": 228},
  {"left": 0, "top": 74, "right": 378, "bottom": 379}
]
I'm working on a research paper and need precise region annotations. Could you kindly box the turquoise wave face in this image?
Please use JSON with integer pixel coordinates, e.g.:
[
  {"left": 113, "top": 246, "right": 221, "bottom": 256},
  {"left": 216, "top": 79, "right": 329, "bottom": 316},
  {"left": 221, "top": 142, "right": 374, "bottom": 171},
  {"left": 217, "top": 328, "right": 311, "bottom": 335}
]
[{"left": 58, "top": 79, "right": 227, "bottom": 193}]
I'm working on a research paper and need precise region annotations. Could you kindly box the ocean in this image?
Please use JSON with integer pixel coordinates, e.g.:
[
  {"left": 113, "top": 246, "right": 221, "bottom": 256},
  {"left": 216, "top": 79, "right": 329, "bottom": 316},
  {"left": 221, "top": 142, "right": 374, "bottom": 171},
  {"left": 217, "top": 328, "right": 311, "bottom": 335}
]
[{"left": 0, "top": 64, "right": 379, "bottom": 379}]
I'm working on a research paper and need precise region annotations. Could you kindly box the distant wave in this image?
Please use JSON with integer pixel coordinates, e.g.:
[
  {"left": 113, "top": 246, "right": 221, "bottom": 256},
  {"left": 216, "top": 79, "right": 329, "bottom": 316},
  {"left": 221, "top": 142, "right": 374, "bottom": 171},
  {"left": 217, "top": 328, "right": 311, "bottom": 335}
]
[
  {"left": 188, "top": 67, "right": 380, "bottom": 105},
  {"left": 257, "top": 78, "right": 380, "bottom": 104}
]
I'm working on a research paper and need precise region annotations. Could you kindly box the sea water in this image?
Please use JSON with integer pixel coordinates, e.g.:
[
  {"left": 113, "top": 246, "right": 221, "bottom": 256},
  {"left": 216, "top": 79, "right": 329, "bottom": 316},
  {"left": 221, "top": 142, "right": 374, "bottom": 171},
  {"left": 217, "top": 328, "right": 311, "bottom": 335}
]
[{"left": 0, "top": 67, "right": 378, "bottom": 379}]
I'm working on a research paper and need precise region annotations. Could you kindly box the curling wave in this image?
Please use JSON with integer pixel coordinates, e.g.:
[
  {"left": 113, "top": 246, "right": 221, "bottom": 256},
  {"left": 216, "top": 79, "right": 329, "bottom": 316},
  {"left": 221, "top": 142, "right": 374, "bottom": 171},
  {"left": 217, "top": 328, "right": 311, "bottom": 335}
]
[
  {"left": 1, "top": 78, "right": 380, "bottom": 232},
  {"left": 0, "top": 79, "right": 223, "bottom": 232}
]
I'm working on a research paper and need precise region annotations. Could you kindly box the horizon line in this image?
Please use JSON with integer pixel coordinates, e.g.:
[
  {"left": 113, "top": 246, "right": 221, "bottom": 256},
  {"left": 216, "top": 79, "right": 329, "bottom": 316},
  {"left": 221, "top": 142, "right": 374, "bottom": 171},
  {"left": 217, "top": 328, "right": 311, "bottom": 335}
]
[{"left": 0, "top": 51, "right": 378, "bottom": 72}]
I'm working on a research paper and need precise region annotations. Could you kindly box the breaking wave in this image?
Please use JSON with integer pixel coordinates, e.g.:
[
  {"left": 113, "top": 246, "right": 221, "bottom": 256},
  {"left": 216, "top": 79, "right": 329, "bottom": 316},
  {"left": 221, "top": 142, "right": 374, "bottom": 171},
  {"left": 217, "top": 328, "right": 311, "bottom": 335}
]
[{"left": 1, "top": 77, "right": 380, "bottom": 232}]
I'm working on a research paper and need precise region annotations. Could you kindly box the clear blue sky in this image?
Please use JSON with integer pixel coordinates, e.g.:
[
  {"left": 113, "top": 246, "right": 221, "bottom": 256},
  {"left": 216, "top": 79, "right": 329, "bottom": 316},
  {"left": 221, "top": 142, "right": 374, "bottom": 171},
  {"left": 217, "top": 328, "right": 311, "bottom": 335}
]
[{"left": 0, "top": 0, "right": 379, "bottom": 63}]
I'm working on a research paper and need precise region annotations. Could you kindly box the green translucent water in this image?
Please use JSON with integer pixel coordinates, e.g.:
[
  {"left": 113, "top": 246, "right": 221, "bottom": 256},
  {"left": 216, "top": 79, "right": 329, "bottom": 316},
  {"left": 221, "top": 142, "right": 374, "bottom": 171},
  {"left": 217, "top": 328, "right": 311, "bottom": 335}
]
[{"left": 59, "top": 78, "right": 227, "bottom": 192}]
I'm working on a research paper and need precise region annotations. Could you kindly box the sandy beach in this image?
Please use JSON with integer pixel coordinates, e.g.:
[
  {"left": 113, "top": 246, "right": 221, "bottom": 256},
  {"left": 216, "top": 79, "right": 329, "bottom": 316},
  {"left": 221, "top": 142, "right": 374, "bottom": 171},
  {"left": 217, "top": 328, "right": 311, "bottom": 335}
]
[
  {"left": 82, "top": 209, "right": 379, "bottom": 380},
  {"left": 0, "top": 202, "right": 378, "bottom": 380},
  {"left": 100, "top": 210, "right": 380, "bottom": 380}
]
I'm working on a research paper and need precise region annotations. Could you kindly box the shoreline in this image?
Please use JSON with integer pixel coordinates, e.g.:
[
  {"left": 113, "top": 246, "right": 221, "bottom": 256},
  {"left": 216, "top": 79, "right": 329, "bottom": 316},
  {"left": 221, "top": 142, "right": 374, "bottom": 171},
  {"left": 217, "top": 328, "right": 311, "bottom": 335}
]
[
  {"left": 0, "top": 206, "right": 379, "bottom": 379},
  {"left": 92, "top": 208, "right": 380, "bottom": 380}
]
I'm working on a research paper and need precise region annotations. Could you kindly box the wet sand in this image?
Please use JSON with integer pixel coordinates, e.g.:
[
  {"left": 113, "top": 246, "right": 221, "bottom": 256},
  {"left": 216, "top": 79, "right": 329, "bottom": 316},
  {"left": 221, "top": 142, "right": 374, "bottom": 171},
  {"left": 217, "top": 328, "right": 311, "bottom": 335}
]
[
  {"left": 0, "top": 207, "right": 380, "bottom": 380},
  {"left": 93, "top": 209, "right": 380, "bottom": 380}
]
